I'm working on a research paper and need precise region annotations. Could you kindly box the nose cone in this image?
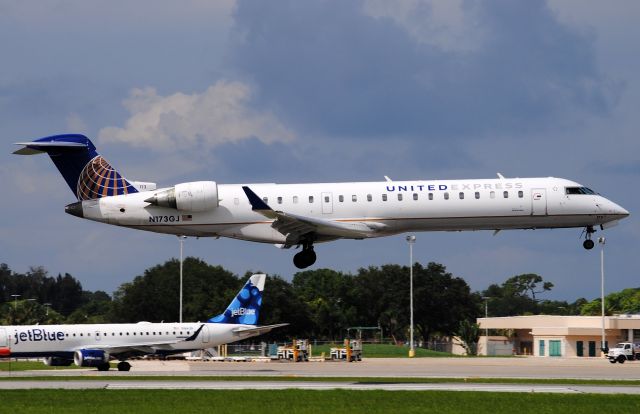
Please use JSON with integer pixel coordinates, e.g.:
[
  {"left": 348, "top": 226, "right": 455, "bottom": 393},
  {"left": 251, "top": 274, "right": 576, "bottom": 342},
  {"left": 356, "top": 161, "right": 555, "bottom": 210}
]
[{"left": 65, "top": 201, "right": 84, "bottom": 218}]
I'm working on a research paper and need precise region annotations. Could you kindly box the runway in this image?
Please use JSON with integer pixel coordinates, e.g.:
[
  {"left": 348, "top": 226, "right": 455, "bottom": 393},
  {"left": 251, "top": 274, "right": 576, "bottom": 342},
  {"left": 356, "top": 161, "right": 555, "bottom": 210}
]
[
  {"left": 1, "top": 357, "right": 639, "bottom": 394},
  {"left": 1, "top": 379, "right": 640, "bottom": 394}
]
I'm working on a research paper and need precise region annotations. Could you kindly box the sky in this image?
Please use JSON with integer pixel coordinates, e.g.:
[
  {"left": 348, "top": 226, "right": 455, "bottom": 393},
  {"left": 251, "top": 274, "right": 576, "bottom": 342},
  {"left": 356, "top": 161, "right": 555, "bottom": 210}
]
[{"left": 1, "top": 0, "right": 638, "bottom": 302}]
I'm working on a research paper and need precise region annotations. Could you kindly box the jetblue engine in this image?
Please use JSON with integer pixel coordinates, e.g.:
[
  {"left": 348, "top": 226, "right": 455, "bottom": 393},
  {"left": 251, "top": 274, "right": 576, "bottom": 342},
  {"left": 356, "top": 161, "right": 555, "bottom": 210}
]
[
  {"left": 144, "top": 181, "right": 219, "bottom": 212},
  {"left": 73, "top": 349, "right": 109, "bottom": 367}
]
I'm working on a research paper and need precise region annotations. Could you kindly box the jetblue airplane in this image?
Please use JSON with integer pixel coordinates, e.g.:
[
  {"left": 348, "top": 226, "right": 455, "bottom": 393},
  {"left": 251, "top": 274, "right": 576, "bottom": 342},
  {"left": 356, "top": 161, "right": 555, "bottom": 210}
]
[
  {"left": 14, "top": 134, "right": 629, "bottom": 269},
  {"left": 0, "top": 274, "right": 286, "bottom": 371}
]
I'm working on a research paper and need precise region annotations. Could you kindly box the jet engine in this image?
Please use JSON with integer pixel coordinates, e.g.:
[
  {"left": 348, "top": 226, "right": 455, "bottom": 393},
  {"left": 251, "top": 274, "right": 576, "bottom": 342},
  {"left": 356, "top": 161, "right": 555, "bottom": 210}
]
[
  {"left": 144, "top": 181, "right": 219, "bottom": 212},
  {"left": 43, "top": 357, "right": 73, "bottom": 367},
  {"left": 73, "top": 349, "right": 109, "bottom": 367}
]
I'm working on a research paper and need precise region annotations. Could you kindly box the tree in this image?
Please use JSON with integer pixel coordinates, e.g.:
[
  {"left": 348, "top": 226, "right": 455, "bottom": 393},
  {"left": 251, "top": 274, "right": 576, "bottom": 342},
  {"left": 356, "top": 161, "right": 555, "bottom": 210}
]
[
  {"left": 580, "top": 288, "right": 640, "bottom": 316},
  {"left": 481, "top": 273, "right": 554, "bottom": 316},
  {"left": 457, "top": 319, "right": 480, "bottom": 356},
  {"left": 292, "top": 269, "right": 354, "bottom": 339},
  {"left": 109, "top": 257, "right": 240, "bottom": 323},
  {"left": 411, "top": 263, "right": 480, "bottom": 345}
]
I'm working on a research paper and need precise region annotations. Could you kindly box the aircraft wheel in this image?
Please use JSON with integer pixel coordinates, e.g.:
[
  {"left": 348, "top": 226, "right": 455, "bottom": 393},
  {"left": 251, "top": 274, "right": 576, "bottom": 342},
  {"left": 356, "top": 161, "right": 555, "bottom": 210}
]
[
  {"left": 306, "top": 248, "right": 317, "bottom": 266},
  {"left": 293, "top": 248, "right": 316, "bottom": 269},
  {"left": 117, "top": 361, "right": 132, "bottom": 371},
  {"left": 293, "top": 252, "right": 307, "bottom": 269},
  {"left": 97, "top": 362, "right": 111, "bottom": 371},
  {"left": 583, "top": 239, "right": 595, "bottom": 250}
]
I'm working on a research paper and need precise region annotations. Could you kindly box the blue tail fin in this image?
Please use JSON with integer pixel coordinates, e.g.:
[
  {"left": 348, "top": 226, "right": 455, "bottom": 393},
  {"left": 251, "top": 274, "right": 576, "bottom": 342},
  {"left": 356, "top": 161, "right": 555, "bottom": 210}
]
[
  {"left": 208, "top": 274, "right": 266, "bottom": 325},
  {"left": 13, "top": 134, "right": 138, "bottom": 201}
]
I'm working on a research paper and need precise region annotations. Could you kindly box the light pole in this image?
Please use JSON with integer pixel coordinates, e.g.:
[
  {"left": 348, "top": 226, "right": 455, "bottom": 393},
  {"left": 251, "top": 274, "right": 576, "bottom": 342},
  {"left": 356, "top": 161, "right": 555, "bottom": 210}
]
[
  {"left": 10, "top": 294, "right": 20, "bottom": 310},
  {"left": 44, "top": 303, "right": 51, "bottom": 316},
  {"left": 178, "top": 235, "right": 187, "bottom": 324},
  {"left": 482, "top": 297, "right": 489, "bottom": 338},
  {"left": 599, "top": 236, "right": 606, "bottom": 354},
  {"left": 406, "top": 235, "right": 416, "bottom": 358}
]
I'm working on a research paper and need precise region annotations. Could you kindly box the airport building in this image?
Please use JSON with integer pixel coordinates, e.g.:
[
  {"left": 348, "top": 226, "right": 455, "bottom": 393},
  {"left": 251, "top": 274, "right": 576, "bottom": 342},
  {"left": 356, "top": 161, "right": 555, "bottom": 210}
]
[{"left": 476, "top": 315, "right": 640, "bottom": 357}]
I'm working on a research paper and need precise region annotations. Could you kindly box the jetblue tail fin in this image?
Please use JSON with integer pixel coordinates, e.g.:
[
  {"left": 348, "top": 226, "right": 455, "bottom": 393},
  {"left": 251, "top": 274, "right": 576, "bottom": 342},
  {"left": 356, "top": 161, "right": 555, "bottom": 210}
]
[
  {"left": 208, "top": 274, "right": 266, "bottom": 325},
  {"left": 13, "top": 134, "right": 138, "bottom": 201}
]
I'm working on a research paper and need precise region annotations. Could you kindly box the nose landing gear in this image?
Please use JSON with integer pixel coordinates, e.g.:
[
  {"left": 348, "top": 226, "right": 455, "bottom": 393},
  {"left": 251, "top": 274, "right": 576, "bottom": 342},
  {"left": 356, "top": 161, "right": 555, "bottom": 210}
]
[
  {"left": 293, "top": 242, "right": 316, "bottom": 269},
  {"left": 582, "top": 226, "right": 595, "bottom": 250}
]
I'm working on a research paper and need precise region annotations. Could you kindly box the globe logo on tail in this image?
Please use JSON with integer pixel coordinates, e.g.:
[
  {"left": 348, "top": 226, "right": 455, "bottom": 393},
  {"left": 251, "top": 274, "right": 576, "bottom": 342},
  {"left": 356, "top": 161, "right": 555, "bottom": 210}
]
[{"left": 76, "top": 156, "right": 137, "bottom": 200}]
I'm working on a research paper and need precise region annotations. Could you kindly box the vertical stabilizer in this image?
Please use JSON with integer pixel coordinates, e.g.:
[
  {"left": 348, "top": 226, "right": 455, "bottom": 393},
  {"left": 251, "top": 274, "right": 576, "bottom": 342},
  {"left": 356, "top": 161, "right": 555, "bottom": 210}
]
[
  {"left": 208, "top": 274, "right": 266, "bottom": 325},
  {"left": 13, "top": 134, "right": 138, "bottom": 200}
]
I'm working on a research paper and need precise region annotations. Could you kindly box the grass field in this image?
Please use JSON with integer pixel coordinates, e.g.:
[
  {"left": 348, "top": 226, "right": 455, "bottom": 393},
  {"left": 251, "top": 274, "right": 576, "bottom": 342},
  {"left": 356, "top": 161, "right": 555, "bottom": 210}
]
[
  {"left": 0, "top": 361, "right": 86, "bottom": 371},
  {"left": 309, "top": 343, "right": 453, "bottom": 358},
  {"left": 0, "top": 389, "right": 639, "bottom": 414}
]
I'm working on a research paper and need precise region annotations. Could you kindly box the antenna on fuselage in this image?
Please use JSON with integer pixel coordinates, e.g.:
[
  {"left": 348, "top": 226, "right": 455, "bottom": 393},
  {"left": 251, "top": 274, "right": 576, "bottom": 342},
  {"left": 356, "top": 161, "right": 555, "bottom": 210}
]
[
  {"left": 496, "top": 173, "right": 505, "bottom": 179},
  {"left": 384, "top": 176, "right": 392, "bottom": 182}
]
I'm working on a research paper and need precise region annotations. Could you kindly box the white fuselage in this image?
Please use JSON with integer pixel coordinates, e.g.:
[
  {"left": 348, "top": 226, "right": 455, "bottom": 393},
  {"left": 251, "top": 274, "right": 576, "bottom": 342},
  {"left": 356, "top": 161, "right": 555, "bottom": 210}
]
[
  {"left": 1, "top": 322, "right": 253, "bottom": 359},
  {"left": 77, "top": 177, "right": 628, "bottom": 244}
]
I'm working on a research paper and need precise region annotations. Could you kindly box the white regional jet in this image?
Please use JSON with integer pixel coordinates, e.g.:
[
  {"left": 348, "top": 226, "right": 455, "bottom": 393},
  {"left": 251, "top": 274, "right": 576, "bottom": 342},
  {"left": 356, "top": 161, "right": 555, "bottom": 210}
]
[
  {"left": 0, "top": 274, "right": 286, "bottom": 371},
  {"left": 14, "top": 134, "right": 629, "bottom": 269}
]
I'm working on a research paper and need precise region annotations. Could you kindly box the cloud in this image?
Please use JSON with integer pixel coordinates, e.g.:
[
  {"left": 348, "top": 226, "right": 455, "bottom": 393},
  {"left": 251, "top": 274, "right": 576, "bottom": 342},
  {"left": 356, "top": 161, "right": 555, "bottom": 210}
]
[
  {"left": 362, "top": 0, "right": 487, "bottom": 52},
  {"left": 229, "top": 0, "right": 616, "bottom": 140},
  {"left": 98, "top": 81, "right": 296, "bottom": 152}
]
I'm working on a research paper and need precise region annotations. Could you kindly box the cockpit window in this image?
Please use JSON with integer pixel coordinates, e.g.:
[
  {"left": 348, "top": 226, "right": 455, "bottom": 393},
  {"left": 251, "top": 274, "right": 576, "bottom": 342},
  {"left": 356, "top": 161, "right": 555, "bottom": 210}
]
[{"left": 565, "top": 187, "right": 596, "bottom": 195}]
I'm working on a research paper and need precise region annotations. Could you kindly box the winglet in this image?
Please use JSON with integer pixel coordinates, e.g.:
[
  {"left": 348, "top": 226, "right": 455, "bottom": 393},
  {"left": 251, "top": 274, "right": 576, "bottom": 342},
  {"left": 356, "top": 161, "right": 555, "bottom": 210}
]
[{"left": 242, "top": 186, "right": 273, "bottom": 212}]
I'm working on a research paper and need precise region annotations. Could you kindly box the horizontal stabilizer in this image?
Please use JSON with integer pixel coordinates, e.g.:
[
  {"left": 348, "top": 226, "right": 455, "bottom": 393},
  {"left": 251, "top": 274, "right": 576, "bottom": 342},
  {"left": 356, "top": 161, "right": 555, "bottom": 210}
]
[
  {"left": 232, "top": 323, "right": 289, "bottom": 336},
  {"left": 13, "top": 141, "right": 87, "bottom": 155}
]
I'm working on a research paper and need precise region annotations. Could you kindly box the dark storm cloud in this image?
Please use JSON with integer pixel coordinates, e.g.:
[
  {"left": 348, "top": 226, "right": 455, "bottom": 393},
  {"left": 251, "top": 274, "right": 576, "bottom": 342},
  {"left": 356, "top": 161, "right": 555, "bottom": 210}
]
[{"left": 229, "top": 0, "right": 614, "bottom": 140}]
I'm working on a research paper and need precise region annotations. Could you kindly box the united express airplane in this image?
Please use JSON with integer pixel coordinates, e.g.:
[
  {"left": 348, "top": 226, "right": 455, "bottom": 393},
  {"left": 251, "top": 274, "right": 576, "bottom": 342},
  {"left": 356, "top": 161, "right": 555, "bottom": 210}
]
[
  {"left": 14, "top": 134, "right": 629, "bottom": 269},
  {"left": 0, "top": 274, "right": 286, "bottom": 371}
]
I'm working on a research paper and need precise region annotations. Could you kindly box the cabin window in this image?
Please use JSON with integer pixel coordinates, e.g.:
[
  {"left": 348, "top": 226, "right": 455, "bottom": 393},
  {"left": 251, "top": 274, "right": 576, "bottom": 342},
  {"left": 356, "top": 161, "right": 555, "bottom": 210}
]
[
  {"left": 352, "top": 195, "right": 357, "bottom": 202},
  {"left": 293, "top": 196, "right": 298, "bottom": 204},
  {"left": 133, "top": 332, "right": 136, "bottom": 335},
  {"left": 413, "top": 193, "right": 418, "bottom": 201},
  {"left": 339, "top": 195, "right": 344, "bottom": 202},
  {"left": 309, "top": 196, "right": 314, "bottom": 203},
  {"left": 503, "top": 191, "right": 509, "bottom": 198},
  {"left": 459, "top": 192, "right": 464, "bottom": 200},
  {"left": 518, "top": 190, "right": 523, "bottom": 198},
  {"left": 490, "top": 191, "right": 495, "bottom": 199},
  {"left": 397, "top": 194, "right": 403, "bottom": 201},
  {"left": 234, "top": 197, "right": 239, "bottom": 205},
  {"left": 126, "top": 332, "right": 130, "bottom": 336},
  {"left": 382, "top": 194, "right": 387, "bottom": 201},
  {"left": 444, "top": 192, "right": 449, "bottom": 200},
  {"left": 119, "top": 333, "right": 122, "bottom": 336},
  {"left": 324, "top": 196, "right": 330, "bottom": 203},
  {"left": 428, "top": 193, "right": 433, "bottom": 200},
  {"left": 367, "top": 194, "right": 372, "bottom": 202},
  {"left": 277, "top": 197, "right": 283, "bottom": 204},
  {"left": 73, "top": 333, "right": 76, "bottom": 337},
  {"left": 475, "top": 192, "right": 480, "bottom": 199},
  {"left": 80, "top": 333, "right": 83, "bottom": 337}
]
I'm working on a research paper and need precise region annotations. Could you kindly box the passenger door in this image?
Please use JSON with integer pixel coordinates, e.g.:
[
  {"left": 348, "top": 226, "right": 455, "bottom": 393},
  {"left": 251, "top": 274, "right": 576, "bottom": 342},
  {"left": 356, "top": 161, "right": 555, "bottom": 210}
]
[
  {"left": 531, "top": 188, "right": 547, "bottom": 215},
  {"left": 321, "top": 192, "right": 333, "bottom": 214}
]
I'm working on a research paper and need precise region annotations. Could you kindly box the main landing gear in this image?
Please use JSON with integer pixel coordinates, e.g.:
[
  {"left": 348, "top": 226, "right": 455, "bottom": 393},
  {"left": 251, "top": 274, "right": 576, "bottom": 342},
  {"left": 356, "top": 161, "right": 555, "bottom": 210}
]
[
  {"left": 582, "top": 225, "right": 595, "bottom": 250},
  {"left": 293, "top": 242, "right": 316, "bottom": 269}
]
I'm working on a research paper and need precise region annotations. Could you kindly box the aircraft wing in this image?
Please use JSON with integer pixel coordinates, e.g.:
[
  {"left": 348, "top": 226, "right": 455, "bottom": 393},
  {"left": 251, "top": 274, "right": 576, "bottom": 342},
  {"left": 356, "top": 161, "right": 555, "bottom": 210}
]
[
  {"left": 242, "top": 186, "right": 387, "bottom": 243},
  {"left": 231, "top": 323, "right": 289, "bottom": 338}
]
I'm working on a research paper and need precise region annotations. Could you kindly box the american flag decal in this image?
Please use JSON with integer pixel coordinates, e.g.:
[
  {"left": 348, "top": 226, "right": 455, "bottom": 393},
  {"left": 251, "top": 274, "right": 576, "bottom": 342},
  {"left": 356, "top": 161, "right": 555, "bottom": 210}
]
[{"left": 182, "top": 215, "right": 193, "bottom": 221}]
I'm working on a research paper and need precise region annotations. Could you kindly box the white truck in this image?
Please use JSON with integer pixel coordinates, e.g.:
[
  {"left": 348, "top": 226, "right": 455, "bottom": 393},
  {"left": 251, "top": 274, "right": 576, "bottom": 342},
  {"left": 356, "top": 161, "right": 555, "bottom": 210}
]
[{"left": 607, "top": 342, "right": 640, "bottom": 363}]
